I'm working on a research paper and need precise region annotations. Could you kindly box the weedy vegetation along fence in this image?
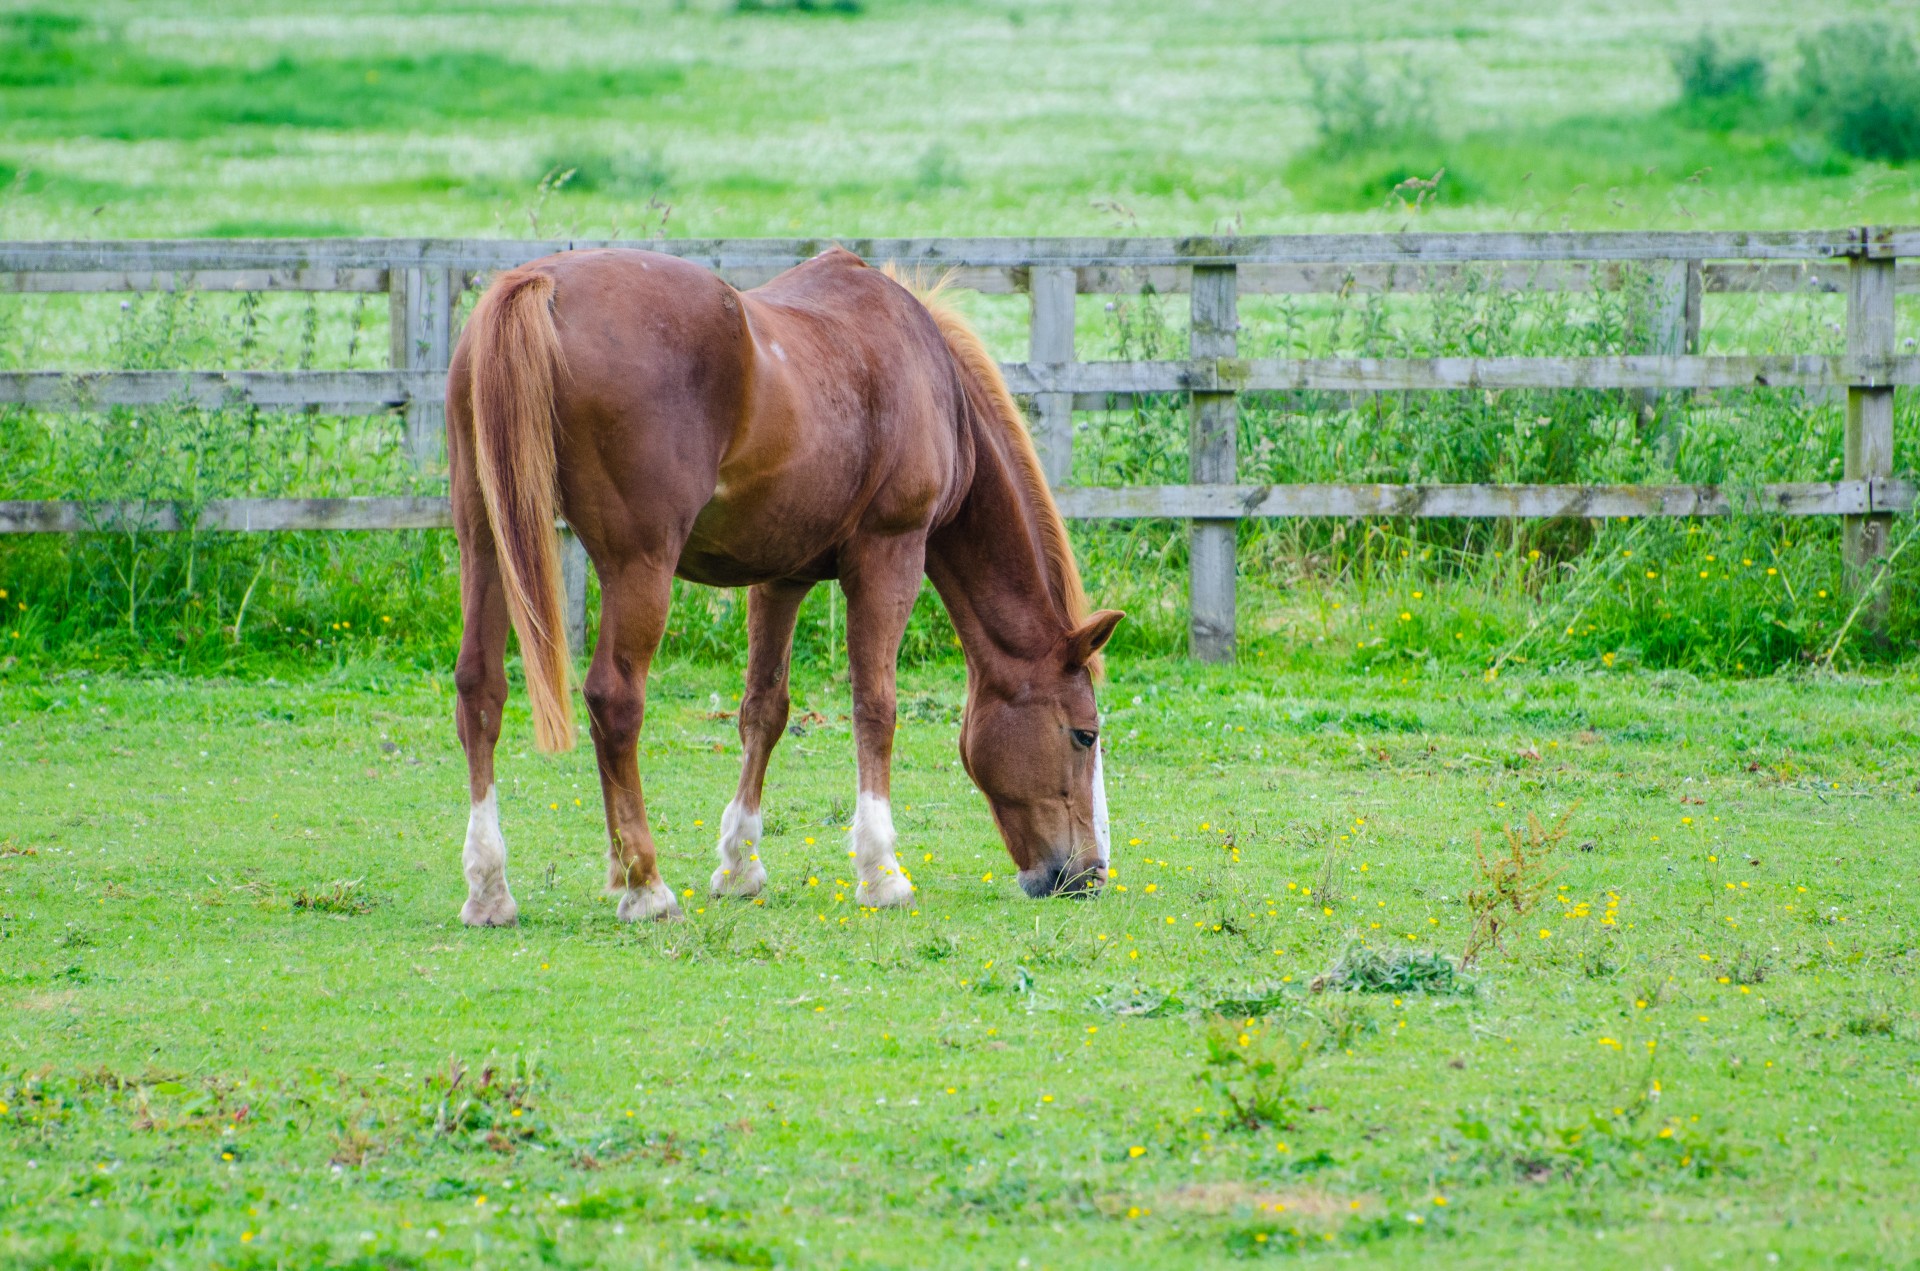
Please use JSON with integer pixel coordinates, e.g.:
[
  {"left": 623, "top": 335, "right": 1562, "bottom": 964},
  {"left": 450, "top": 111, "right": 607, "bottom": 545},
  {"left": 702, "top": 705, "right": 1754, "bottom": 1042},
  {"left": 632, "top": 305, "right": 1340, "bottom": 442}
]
[{"left": 2, "top": 229, "right": 1915, "bottom": 662}]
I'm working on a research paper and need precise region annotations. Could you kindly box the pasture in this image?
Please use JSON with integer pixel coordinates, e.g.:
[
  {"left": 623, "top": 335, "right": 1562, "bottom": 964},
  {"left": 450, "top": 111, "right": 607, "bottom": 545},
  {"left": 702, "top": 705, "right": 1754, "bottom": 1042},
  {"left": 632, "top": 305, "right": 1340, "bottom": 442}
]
[
  {"left": 5, "top": 662, "right": 1919, "bottom": 1267},
  {"left": 2, "top": 0, "right": 1917, "bottom": 241},
  {"left": 6, "top": 0, "right": 1920, "bottom": 1266}
]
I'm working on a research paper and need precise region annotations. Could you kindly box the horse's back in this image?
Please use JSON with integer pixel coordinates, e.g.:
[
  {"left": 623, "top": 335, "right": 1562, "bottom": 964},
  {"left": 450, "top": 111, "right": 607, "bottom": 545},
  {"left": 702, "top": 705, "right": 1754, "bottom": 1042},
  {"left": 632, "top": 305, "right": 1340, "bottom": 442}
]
[{"left": 473, "top": 246, "right": 963, "bottom": 585}]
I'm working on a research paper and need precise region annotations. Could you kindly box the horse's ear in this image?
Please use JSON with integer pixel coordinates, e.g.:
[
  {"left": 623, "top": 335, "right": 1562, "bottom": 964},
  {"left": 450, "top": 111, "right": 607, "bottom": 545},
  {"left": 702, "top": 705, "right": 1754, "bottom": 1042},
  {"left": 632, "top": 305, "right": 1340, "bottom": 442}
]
[{"left": 1059, "top": 609, "right": 1124, "bottom": 670}]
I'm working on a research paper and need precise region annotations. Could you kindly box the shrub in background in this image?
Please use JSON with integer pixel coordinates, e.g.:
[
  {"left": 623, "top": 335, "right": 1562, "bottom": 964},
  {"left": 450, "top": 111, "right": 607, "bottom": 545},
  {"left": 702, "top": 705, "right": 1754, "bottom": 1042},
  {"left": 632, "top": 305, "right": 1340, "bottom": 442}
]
[
  {"left": 1300, "top": 53, "right": 1439, "bottom": 160},
  {"left": 1794, "top": 21, "right": 1920, "bottom": 163},
  {"left": 1670, "top": 31, "right": 1768, "bottom": 130},
  {"left": 539, "top": 149, "right": 672, "bottom": 196},
  {"left": 1287, "top": 53, "right": 1469, "bottom": 209}
]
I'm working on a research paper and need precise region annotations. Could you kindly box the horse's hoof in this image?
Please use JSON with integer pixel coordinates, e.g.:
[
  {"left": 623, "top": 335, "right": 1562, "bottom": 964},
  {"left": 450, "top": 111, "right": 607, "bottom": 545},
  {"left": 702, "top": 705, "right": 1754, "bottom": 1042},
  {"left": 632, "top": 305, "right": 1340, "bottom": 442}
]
[
  {"left": 711, "top": 858, "right": 768, "bottom": 899},
  {"left": 460, "top": 893, "right": 519, "bottom": 927},
  {"left": 855, "top": 871, "right": 914, "bottom": 908},
  {"left": 616, "top": 880, "right": 683, "bottom": 923}
]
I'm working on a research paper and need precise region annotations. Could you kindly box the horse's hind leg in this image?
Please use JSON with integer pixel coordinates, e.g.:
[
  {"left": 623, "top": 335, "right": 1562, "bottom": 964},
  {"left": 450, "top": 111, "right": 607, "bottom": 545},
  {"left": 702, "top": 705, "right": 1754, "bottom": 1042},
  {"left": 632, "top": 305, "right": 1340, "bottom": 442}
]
[
  {"left": 584, "top": 560, "right": 681, "bottom": 922},
  {"left": 453, "top": 508, "right": 518, "bottom": 927},
  {"left": 840, "top": 540, "right": 924, "bottom": 909},
  {"left": 712, "top": 579, "right": 812, "bottom": 899}
]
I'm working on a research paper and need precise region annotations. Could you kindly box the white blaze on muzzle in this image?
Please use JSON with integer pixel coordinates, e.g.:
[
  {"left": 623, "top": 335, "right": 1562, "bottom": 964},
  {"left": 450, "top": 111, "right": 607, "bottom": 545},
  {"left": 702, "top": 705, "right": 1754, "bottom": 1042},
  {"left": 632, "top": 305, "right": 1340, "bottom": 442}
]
[{"left": 1091, "top": 742, "right": 1110, "bottom": 866}]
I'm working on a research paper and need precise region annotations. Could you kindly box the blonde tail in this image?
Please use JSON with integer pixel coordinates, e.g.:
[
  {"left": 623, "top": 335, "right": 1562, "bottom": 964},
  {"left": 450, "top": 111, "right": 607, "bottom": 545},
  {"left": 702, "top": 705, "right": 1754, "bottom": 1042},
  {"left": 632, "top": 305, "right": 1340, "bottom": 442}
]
[{"left": 465, "top": 268, "right": 574, "bottom": 752}]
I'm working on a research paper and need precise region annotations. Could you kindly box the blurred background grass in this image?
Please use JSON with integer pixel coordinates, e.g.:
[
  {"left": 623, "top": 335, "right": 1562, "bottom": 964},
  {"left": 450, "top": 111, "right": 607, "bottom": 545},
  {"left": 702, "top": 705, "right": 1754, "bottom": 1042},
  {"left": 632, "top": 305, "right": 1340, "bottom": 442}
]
[
  {"left": 2, "top": 1, "right": 1917, "bottom": 678},
  {"left": 4, "top": 1, "right": 1918, "bottom": 237}
]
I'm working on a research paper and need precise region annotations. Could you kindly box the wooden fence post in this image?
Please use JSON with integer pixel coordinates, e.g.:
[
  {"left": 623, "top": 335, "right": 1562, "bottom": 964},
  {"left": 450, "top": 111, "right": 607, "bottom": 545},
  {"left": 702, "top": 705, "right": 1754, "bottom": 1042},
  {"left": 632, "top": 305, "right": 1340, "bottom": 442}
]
[
  {"left": 1639, "top": 259, "right": 1701, "bottom": 458},
  {"left": 390, "top": 266, "right": 455, "bottom": 468},
  {"left": 1844, "top": 237, "right": 1895, "bottom": 625},
  {"left": 1028, "top": 266, "right": 1076, "bottom": 485},
  {"left": 1189, "top": 264, "right": 1238, "bottom": 663},
  {"left": 1682, "top": 258, "right": 1704, "bottom": 355},
  {"left": 561, "top": 529, "right": 590, "bottom": 657}
]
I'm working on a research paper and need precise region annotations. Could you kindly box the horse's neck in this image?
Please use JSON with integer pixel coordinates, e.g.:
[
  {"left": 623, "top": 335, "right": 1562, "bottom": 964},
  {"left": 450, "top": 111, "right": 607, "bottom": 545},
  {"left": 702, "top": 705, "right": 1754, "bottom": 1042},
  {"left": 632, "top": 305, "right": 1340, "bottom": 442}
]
[{"left": 924, "top": 425, "right": 1066, "bottom": 680}]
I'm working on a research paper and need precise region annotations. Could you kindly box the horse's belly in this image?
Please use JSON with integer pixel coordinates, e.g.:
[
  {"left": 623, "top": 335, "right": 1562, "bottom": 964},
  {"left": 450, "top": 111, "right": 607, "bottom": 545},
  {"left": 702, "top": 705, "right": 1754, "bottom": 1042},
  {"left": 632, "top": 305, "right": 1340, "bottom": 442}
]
[{"left": 675, "top": 495, "right": 845, "bottom": 587}]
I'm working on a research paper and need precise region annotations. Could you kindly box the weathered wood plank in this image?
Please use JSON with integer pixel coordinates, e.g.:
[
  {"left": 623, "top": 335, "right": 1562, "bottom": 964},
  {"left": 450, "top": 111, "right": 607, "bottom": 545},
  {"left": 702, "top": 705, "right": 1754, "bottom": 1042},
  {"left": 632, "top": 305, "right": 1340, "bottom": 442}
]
[
  {"left": 560, "top": 529, "right": 590, "bottom": 654},
  {"left": 1008, "top": 354, "right": 1920, "bottom": 395},
  {"left": 0, "top": 268, "right": 390, "bottom": 293},
  {"left": 5, "top": 354, "right": 1913, "bottom": 413},
  {"left": 1873, "top": 478, "right": 1916, "bottom": 513},
  {"left": 1637, "top": 260, "right": 1695, "bottom": 447},
  {"left": 5, "top": 482, "right": 1909, "bottom": 535},
  {"left": 0, "top": 496, "right": 451, "bottom": 534},
  {"left": 1844, "top": 255, "right": 1897, "bottom": 611},
  {"left": 3, "top": 229, "right": 1913, "bottom": 277},
  {"left": 1028, "top": 266, "right": 1077, "bottom": 485},
  {"left": 1075, "top": 260, "right": 1920, "bottom": 296},
  {"left": 1053, "top": 481, "right": 1906, "bottom": 520},
  {"left": 0, "top": 370, "right": 428, "bottom": 410},
  {"left": 8, "top": 259, "right": 1916, "bottom": 298},
  {"left": 5, "top": 354, "right": 1911, "bottom": 413},
  {"left": 1701, "top": 261, "right": 1920, "bottom": 295},
  {"left": 1188, "top": 265, "right": 1238, "bottom": 663},
  {"left": 0, "top": 370, "right": 437, "bottom": 410},
  {"left": 396, "top": 267, "right": 456, "bottom": 466}
]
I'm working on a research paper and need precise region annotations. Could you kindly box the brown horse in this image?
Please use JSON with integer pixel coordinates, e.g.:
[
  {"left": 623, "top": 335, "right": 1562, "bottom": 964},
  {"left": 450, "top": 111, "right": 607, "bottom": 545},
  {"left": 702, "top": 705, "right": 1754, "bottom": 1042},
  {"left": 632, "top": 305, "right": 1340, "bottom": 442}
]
[{"left": 446, "top": 246, "right": 1121, "bottom": 924}]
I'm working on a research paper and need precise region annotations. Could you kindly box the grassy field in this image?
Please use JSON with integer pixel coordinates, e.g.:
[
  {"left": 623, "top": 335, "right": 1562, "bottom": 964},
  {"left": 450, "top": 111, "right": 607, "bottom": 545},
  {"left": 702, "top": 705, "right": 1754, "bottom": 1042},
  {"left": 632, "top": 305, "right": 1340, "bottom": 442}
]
[
  {"left": 2, "top": 0, "right": 1917, "bottom": 240},
  {"left": 5, "top": 4, "right": 1920, "bottom": 1265},
  {"left": 4, "top": 660, "right": 1919, "bottom": 1268}
]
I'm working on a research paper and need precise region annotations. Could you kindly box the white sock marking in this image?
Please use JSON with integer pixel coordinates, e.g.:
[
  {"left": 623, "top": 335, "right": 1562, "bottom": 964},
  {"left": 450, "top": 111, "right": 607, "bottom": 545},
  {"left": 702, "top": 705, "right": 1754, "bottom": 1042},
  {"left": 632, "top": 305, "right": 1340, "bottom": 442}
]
[
  {"left": 852, "top": 791, "right": 913, "bottom": 906},
  {"left": 711, "top": 797, "right": 768, "bottom": 897},
  {"left": 464, "top": 785, "right": 505, "bottom": 887},
  {"left": 460, "top": 784, "right": 517, "bottom": 925},
  {"left": 717, "top": 798, "right": 763, "bottom": 868},
  {"left": 617, "top": 877, "right": 681, "bottom": 922}
]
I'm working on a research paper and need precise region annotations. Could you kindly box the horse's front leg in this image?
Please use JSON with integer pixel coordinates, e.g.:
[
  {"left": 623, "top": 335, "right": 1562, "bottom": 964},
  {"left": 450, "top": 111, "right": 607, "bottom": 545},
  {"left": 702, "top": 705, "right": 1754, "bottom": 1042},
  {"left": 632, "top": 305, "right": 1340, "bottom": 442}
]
[
  {"left": 713, "top": 579, "right": 813, "bottom": 898},
  {"left": 583, "top": 560, "right": 681, "bottom": 922},
  {"left": 840, "top": 541, "right": 924, "bottom": 909}
]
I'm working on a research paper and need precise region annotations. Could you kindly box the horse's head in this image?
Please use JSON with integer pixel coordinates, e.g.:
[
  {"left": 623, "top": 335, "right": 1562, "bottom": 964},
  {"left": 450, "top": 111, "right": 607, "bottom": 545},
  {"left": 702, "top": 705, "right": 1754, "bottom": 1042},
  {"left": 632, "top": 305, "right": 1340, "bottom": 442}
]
[{"left": 959, "top": 609, "right": 1124, "bottom": 897}]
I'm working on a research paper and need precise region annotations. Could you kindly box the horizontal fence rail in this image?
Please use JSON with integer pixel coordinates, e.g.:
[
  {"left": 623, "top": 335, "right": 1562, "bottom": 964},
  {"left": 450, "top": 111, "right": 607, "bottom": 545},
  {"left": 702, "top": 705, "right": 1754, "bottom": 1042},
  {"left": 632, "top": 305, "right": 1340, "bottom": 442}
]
[
  {"left": 7, "top": 356, "right": 1917, "bottom": 412},
  {"left": 6, "top": 481, "right": 1911, "bottom": 537},
  {"left": 0, "top": 496, "right": 455, "bottom": 534},
  {"left": 4, "top": 227, "right": 1916, "bottom": 274},
  {"left": 2, "top": 229, "right": 1911, "bottom": 659},
  {"left": 0, "top": 370, "right": 437, "bottom": 410},
  {"left": 9, "top": 254, "right": 1920, "bottom": 300}
]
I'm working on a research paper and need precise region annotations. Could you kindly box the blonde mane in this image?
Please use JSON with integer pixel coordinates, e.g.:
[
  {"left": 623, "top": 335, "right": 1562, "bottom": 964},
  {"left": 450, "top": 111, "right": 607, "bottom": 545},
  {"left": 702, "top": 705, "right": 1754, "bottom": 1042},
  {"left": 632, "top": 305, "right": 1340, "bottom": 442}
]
[{"left": 888, "top": 266, "right": 1099, "bottom": 676}]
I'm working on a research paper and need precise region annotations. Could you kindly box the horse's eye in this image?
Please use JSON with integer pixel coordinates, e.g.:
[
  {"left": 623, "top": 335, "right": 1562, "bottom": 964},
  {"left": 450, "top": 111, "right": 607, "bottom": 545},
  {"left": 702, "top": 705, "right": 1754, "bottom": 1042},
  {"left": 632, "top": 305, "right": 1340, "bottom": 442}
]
[{"left": 1071, "top": 729, "right": 1098, "bottom": 749}]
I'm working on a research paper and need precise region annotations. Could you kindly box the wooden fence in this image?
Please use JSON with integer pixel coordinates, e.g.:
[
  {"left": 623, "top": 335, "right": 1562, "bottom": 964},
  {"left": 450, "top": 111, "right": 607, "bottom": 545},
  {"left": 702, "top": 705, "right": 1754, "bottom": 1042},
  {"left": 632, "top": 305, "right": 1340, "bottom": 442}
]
[{"left": 3, "top": 229, "right": 1915, "bottom": 660}]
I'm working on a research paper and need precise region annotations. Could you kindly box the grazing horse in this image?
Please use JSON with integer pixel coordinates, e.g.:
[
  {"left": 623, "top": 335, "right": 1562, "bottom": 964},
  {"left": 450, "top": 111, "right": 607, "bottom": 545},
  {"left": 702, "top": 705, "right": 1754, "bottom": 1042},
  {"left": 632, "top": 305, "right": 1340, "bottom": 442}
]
[{"left": 446, "top": 246, "right": 1121, "bottom": 924}]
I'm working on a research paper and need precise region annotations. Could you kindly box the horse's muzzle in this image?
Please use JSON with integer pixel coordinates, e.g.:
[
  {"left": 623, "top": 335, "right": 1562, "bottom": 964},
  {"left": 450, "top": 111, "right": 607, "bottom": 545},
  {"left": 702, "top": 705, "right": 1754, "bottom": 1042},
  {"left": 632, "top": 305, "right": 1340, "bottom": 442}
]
[{"left": 1017, "top": 859, "right": 1107, "bottom": 898}]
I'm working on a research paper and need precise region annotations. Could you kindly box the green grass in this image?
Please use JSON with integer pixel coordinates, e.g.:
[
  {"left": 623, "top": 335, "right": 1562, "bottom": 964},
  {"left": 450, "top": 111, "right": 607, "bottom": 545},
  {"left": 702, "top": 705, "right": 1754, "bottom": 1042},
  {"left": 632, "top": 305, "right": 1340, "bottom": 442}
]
[
  {"left": 3, "top": 9, "right": 1920, "bottom": 1258},
  {"left": 1279, "top": 107, "right": 1861, "bottom": 214},
  {"left": 0, "top": 25, "right": 685, "bottom": 142},
  {"left": 1, "top": 0, "right": 1917, "bottom": 240},
  {"left": 4, "top": 660, "right": 1919, "bottom": 1267}
]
